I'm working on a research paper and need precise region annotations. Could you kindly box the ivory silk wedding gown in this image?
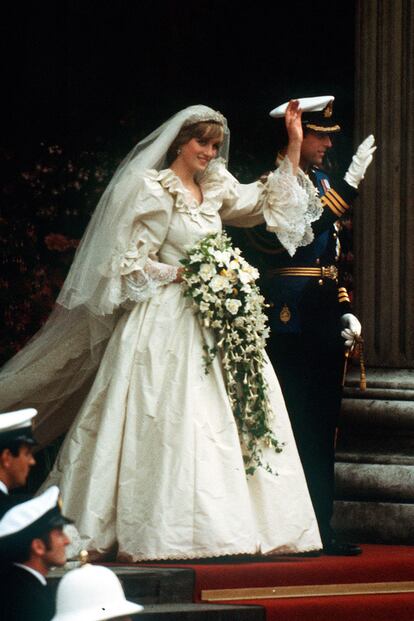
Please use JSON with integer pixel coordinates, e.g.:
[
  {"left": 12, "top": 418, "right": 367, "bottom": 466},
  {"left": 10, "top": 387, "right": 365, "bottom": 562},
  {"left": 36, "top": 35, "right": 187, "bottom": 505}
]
[{"left": 35, "top": 157, "right": 321, "bottom": 561}]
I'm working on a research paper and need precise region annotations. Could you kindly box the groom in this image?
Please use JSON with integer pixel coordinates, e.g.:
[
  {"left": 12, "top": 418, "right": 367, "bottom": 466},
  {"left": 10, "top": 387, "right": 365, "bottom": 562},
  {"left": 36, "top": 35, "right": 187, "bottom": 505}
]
[{"left": 233, "top": 96, "right": 375, "bottom": 556}]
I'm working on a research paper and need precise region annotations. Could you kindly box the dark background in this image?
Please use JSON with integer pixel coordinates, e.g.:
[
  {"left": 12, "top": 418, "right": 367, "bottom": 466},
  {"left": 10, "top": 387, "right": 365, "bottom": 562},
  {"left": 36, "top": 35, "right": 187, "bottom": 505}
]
[
  {"left": 3, "top": 1, "right": 356, "bottom": 170},
  {"left": 1, "top": 1, "right": 356, "bottom": 364}
]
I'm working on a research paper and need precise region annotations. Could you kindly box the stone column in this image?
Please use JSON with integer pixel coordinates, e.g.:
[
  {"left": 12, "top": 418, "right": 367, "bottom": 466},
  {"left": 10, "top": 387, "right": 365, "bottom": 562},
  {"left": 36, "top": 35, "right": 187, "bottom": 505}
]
[
  {"left": 333, "top": 0, "right": 414, "bottom": 543},
  {"left": 353, "top": 0, "right": 414, "bottom": 367}
]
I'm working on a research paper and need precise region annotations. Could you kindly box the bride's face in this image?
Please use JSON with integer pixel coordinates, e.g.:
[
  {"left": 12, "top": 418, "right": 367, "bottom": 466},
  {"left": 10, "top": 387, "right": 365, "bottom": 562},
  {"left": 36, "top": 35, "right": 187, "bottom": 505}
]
[{"left": 179, "top": 134, "right": 223, "bottom": 175}]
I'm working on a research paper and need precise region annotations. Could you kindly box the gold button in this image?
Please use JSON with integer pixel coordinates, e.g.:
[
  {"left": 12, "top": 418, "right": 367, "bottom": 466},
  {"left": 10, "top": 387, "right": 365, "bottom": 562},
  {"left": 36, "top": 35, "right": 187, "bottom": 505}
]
[
  {"left": 333, "top": 232, "right": 337, "bottom": 238},
  {"left": 315, "top": 258, "right": 320, "bottom": 265},
  {"left": 318, "top": 279, "right": 324, "bottom": 286}
]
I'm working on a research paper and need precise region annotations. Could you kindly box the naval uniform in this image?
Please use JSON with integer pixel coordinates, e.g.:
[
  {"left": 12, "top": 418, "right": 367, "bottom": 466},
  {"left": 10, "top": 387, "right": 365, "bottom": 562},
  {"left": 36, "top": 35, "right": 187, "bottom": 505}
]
[
  {"left": 230, "top": 166, "right": 357, "bottom": 545},
  {"left": 0, "top": 564, "right": 55, "bottom": 620}
]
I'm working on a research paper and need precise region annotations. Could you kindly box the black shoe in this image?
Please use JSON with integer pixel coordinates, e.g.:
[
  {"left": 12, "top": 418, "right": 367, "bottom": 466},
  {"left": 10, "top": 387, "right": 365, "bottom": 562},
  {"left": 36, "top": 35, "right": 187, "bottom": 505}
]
[{"left": 323, "top": 539, "right": 362, "bottom": 556}]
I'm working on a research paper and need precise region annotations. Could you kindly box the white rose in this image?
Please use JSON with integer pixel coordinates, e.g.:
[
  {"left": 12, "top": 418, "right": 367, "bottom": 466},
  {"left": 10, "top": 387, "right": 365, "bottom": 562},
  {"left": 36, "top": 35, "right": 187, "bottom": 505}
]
[
  {"left": 199, "top": 263, "right": 216, "bottom": 281},
  {"left": 212, "top": 250, "right": 231, "bottom": 265},
  {"left": 239, "top": 270, "right": 253, "bottom": 284},
  {"left": 210, "top": 274, "right": 228, "bottom": 292},
  {"left": 225, "top": 298, "right": 242, "bottom": 315}
]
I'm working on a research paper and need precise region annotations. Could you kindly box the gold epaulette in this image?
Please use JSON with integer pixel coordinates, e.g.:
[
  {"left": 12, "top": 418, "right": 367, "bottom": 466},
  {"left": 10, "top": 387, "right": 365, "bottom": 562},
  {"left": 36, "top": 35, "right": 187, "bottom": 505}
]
[{"left": 321, "top": 188, "right": 350, "bottom": 218}]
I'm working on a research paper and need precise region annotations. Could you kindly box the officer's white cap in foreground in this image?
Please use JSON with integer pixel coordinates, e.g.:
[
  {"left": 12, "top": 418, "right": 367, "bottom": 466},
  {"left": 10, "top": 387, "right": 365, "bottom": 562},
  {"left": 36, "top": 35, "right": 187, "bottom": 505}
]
[{"left": 0, "top": 408, "right": 37, "bottom": 433}]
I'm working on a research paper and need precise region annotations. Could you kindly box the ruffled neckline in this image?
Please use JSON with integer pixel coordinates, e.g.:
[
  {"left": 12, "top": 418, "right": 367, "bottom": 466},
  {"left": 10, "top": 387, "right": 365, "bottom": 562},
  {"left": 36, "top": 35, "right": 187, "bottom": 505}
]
[
  {"left": 154, "top": 158, "right": 237, "bottom": 215},
  {"left": 150, "top": 159, "right": 234, "bottom": 222},
  {"left": 156, "top": 168, "right": 202, "bottom": 207}
]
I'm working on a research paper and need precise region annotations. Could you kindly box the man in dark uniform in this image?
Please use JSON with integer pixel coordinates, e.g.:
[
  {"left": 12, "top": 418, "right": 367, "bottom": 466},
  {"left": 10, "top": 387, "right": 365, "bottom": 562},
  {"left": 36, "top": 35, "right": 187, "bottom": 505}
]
[
  {"left": 0, "top": 485, "right": 72, "bottom": 620},
  {"left": 0, "top": 408, "right": 37, "bottom": 508},
  {"left": 234, "top": 96, "right": 375, "bottom": 556}
]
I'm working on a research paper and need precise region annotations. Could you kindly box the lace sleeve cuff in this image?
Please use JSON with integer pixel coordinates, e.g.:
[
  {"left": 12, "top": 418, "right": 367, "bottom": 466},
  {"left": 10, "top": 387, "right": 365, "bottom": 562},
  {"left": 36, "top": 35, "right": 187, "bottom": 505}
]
[
  {"left": 262, "top": 156, "right": 323, "bottom": 256},
  {"left": 122, "top": 258, "right": 178, "bottom": 304}
]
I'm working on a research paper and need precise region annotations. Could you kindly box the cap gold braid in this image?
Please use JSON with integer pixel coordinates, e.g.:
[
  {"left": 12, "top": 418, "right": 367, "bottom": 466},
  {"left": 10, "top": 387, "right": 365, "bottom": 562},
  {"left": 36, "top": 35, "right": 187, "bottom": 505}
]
[{"left": 305, "top": 123, "right": 341, "bottom": 132}]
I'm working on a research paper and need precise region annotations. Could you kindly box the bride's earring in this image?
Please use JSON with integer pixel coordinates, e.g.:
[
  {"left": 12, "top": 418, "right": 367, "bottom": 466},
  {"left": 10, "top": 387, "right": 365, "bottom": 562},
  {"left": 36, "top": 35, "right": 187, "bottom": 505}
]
[{"left": 177, "top": 148, "right": 181, "bottom": 155}]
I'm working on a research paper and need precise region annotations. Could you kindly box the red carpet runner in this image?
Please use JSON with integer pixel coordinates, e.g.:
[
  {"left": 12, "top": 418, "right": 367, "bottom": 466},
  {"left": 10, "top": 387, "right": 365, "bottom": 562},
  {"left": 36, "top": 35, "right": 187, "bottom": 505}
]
[{"left": 143, "top": 544, "right": 414, "bottom": 621}]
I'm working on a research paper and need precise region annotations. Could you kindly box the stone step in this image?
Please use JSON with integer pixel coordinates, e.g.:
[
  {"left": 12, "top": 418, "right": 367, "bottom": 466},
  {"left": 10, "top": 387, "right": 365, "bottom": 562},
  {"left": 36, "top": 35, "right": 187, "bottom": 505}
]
[
  {"left": 345, "top": 368, "right": 414, "bottom": 392},
  {"left": 335, "top": 368, "right": 414, "bottom": 543},
  {"left": 344, "top": 386, "right": 414, "bottom": 401},
  {"left": 332, "top": 500, "right": 414, "bottom": 544},
  {"left": 48, "top": 566, "right": 195, "bottom": 604},
  {"left": 335, "top": 462, "right": 414, "bottom": 501},
  {"left": 336, "top": 450, "right": 414, "bottom": 465},
  {"left": 340, "top": 398, "right": 414, "bottom": 429},
  {"left": 138, "top": 602, "right": 264, "bottom": 620}
]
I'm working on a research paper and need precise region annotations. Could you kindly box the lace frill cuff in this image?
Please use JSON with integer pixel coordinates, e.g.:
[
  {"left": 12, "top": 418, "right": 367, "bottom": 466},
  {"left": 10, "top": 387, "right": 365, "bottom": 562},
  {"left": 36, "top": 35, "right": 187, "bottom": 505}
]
[
  {"left": 114, "top": 246, "right": 178, "bottom": 304},
  {"left": 122, "top": 258, "right": 178, "bottom": 303},
  {"left": 262, "top": 157, "right": 323, "bottom": 257}
]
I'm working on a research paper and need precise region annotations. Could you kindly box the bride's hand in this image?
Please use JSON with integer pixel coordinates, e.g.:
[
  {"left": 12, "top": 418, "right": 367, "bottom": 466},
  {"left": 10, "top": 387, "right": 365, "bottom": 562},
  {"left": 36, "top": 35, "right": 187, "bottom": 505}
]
[
  {"left": 285, "top": 100, "right": 302, "bottom": 173},
  {"left": 285, "top": 99, "right": 303, "bottom": 144},
  {"left": 173, "top": 266, "right": 185, "bottom": 283}
]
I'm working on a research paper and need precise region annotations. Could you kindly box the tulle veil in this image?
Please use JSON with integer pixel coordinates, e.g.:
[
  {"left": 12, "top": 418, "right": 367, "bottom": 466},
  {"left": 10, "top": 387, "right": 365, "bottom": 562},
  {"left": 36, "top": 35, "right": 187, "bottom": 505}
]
[{"left": 0, "top": 105, "right": 230, "bottom": 446}]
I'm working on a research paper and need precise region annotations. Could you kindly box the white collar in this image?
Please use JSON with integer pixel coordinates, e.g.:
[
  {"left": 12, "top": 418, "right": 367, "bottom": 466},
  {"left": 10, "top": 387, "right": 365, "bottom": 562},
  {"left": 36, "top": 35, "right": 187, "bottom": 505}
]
[
  {"left": 0, "top": 480, "right": 8, "bottom": 495},
  {"left": 14, "top": 563, "right": 47, "bottom": 586}
]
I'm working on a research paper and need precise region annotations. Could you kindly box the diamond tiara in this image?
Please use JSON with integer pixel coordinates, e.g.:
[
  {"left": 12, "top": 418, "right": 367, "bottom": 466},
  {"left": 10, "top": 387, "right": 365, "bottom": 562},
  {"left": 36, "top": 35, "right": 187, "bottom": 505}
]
[{"left": 183, "top": 110, "right": 225, "bottom": 127}]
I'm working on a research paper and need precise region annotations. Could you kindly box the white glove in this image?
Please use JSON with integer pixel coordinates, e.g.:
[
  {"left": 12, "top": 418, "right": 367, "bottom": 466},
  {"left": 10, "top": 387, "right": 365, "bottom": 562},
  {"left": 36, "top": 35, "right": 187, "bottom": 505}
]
[
  {"left": 341, "top": 313, "right": 362, "bottom": 347},
  {"left": 344, "top": 135, "right": 376, "bottom": 189}
]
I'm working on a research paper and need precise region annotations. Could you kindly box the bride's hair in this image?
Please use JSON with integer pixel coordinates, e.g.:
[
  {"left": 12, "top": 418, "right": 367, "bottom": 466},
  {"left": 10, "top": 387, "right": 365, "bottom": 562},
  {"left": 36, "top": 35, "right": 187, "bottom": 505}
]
[{"left": 166, "top": 121, "right": 224, "bottom": 166}]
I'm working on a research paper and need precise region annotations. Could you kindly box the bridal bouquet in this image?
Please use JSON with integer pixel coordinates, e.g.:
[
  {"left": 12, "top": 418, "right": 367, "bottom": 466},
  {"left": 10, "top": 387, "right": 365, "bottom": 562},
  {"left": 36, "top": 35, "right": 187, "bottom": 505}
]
[{"left": 180, "top": 231, "right": 282, "bottom": 475}]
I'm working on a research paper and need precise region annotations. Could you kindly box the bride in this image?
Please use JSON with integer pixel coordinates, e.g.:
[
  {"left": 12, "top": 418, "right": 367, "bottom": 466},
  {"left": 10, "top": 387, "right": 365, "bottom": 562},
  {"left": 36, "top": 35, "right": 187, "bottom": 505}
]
[{"left": 0, "top": 102, "right": 323, "bottom": 561}]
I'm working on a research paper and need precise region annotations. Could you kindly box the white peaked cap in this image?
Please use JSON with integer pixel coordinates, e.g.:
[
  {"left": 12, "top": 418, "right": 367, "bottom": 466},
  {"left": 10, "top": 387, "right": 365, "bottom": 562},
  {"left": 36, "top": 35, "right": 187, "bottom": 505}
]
[
  {"left": 52, "top": 564, "right": 144, "bottom": 621},
  {"left": 0, "top": 408, "right": 37, "bottom": 433},
  {"left": 0, "top": 486, "right": 71, "bottom": 538},
  {"left": 269, "top": 95, "right": 335, "bottom": 118}
]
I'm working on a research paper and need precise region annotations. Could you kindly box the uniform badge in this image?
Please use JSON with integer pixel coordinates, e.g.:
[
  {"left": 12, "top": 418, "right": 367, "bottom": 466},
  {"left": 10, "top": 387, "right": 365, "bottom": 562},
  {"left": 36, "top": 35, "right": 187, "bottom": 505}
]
[
  {"left": 280, "top": 304, "right": 291, "bottom": 324},
  {"left": 321, "top": 178, "right": 331, "bottom": 193}
]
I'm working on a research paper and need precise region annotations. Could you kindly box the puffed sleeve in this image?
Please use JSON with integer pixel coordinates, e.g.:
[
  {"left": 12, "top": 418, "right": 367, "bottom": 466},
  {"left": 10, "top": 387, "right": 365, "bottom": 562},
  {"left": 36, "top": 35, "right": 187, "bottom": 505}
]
[
  {"left": 108, "top": 170, "right": 178, "bottom": 305},
  {"left": 209, "top": 158, "right": 323, "bottom": 257}
]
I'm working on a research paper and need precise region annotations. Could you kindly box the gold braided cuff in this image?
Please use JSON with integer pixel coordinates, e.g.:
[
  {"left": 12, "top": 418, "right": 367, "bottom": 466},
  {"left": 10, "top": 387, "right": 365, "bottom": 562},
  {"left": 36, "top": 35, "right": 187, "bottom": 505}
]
[
  {"left": 338, "top": 287, "right": 351, "bottom": 303},
  {"left": 321, "top": 188, "right": 350, "bottom": 218}
]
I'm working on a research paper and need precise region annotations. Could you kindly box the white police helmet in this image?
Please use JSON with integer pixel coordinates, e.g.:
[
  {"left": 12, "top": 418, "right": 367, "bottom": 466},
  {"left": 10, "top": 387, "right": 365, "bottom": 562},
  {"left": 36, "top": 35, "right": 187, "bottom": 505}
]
[{"left": 52, "top": 564, "right": 143, "bottom": 620}]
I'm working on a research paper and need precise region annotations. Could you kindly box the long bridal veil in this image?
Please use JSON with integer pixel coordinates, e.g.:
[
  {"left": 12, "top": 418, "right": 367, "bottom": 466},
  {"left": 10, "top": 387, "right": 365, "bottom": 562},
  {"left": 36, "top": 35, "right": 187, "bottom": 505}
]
[{"left": 0, "top": 105, "right": 230, "bottom": 446}]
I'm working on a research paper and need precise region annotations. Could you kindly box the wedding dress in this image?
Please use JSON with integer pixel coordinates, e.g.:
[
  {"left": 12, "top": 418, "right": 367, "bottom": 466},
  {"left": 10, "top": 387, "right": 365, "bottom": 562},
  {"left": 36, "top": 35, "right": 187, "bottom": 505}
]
[{"left": 0, "top": 106, "right": 323, "bottom": 560}]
